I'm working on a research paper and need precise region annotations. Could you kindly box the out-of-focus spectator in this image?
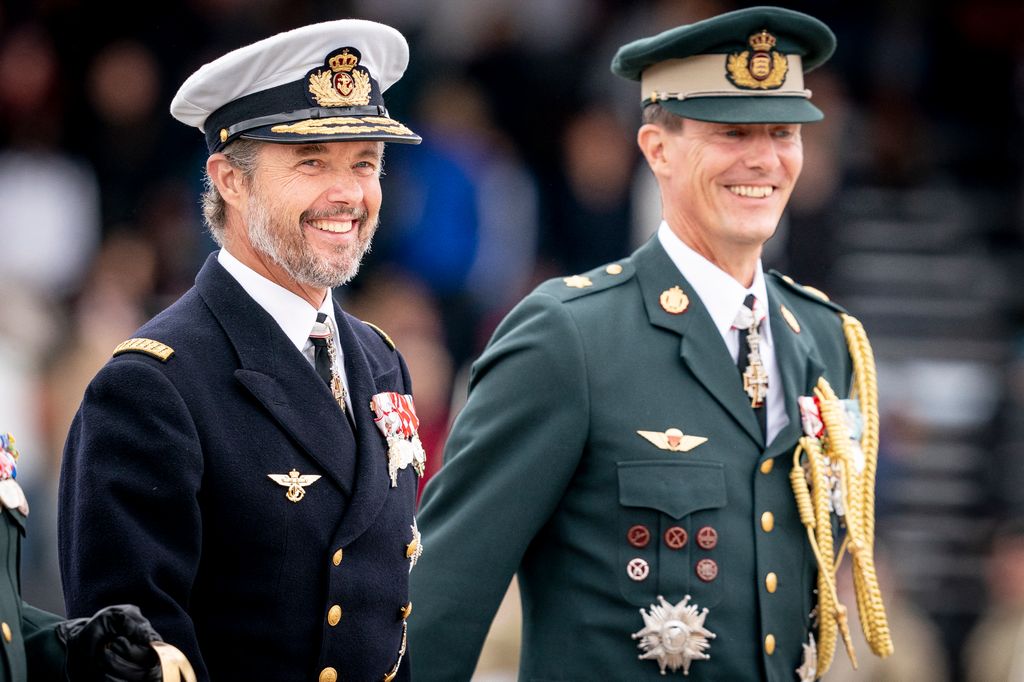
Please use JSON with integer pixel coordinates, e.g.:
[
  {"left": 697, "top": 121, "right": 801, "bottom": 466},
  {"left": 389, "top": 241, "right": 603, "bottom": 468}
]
[{"left": 964, "top": 521, "right": 1024, "bottom": 682}]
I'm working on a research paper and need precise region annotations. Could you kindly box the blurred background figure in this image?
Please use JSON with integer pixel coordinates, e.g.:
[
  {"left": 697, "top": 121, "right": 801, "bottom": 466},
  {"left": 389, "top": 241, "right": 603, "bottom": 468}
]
[
  {"left": 964, "top": 521, "right": 1024, "bottom": 682},
  {"left": 0, "top": 2, "right": 1020, "bottom": 680}
]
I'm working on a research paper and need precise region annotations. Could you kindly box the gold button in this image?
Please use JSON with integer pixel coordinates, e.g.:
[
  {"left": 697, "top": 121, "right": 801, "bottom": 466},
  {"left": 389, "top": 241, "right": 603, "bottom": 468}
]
[
  {"left": 332, "top": 548, "right": 343, "bottom": 566},
  {"left": 759, "top": 458, "right": 774, "bottom": 474},
  {"left": 401, "top": 601, "right": 413, "bottom": 619},
  {"left": 765, "top": 633, "right": 776, "bottom": 655},
  {"left": 319, "top": 667, "right": 338, "bottom": 682},
  {"left": 765, "top": 572, "right": 778, "bottom": 593},
  {"left": 219, "top": 129, "right": 228, "bottom": 143},
  {"left": 327, "top": 605, "right": 342, "bottom": 626},
  {"left": 761, "top": 511, "right": 775, "bottom": 533},
  {"left": 384, "top": 673, "right": 397, "bottom": 682},
  {"left": 606, "top": 263, "right": 623, "bottom": 275},
  {"left": 1, "top": 622, "right": 10, "bottom": 642}
]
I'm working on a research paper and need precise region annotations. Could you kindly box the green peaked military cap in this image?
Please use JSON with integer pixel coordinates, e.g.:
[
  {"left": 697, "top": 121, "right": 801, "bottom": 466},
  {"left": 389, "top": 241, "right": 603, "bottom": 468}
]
[{"left": 611, "top": 6, "right": 836, "bottom": 124}]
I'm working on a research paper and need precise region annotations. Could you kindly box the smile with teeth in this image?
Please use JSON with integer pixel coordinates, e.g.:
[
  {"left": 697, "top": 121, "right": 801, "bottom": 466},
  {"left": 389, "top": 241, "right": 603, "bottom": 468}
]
[
  {"left": 309, "top": 218, "right": 356, "bottom": 234},
  {"left": 728, "top": 185, "right": 774, "bottom": 198}
]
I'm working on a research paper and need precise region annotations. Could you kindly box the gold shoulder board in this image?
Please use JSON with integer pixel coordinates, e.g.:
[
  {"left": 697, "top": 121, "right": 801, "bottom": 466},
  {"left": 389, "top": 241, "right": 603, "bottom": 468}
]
[
  {"left": 112, "top": 338, "right": 175, "bottom": 362},
  {"left": 363, "top": 321, "right": 396, "bottom": 351}
]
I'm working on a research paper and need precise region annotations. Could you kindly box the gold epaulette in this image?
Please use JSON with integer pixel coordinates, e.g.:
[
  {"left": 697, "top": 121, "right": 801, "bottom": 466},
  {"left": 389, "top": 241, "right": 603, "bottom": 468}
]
[
  {"left": 363, "top": 321, "right": 395, "bottom": 351},
  {"left": 112, "top": 338, "right": 175, "bottom": 362}
]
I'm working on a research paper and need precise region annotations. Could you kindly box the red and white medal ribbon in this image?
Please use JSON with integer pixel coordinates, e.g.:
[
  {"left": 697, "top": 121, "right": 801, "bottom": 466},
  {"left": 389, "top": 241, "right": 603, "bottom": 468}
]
[{"left": 370, "top": 392, "right": 426, "bottom": 487}]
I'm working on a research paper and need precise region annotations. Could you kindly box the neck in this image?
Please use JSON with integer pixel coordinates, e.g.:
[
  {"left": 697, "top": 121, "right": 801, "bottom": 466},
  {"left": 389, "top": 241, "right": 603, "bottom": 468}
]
[
  {"left": 223, "top": 232, "right": 327, "bottom": 309},
  {"left": 665, "top": 220, "right": 761, "bottom": 288}
]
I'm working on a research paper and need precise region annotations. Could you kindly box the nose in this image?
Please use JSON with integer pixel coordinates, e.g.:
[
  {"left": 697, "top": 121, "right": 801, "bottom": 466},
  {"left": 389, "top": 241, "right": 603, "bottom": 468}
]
[
  {"left": 743, "top": 131, "right": 782, "bottom": 173},
  {"left": 324, "top": 172, "right": 364, "bottom": 205}
]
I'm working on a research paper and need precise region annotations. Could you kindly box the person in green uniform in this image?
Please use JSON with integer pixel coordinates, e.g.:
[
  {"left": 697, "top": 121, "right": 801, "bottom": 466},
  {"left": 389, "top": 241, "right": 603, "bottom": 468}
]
[
  {"left": 410, "top": 6, "right": 892, "bottom": 681},
  {"left": 0, "top": 432, "right": 171, "bottom": 681}
]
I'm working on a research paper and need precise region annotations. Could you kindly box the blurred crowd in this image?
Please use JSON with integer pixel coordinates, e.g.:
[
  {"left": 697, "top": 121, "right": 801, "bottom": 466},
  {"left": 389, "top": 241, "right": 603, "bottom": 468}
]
[{"left": 0, "top": 0, "right": 1022, "bottom": 680}]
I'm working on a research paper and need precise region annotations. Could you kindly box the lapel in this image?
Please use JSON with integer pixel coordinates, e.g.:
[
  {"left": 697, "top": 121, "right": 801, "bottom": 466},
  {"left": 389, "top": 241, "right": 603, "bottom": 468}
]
[
  {"left": 195, "top": 254, "right": 358, "bottom": 497},
  {"left": 329, "top": 303, "right": 393, "bottom": 546},
  {"left": 632, "top": 239, "right": 763, "bottom": 446},
  {"left": 762, "top": 276, "right": 826, "bottom": 461}
]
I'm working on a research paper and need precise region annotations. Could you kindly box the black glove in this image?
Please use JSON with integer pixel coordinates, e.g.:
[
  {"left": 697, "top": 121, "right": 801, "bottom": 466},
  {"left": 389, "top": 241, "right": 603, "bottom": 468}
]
[{"left": 56, "top": 604, "right": 162, "bottom": 682}]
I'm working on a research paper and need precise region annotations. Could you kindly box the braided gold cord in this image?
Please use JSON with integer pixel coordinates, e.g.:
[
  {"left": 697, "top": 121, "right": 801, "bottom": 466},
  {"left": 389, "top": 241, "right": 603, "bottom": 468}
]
[
  {"left": 792, "top": 440, "right": 845, "bottom": 674},
  {"left": 840, "top": 315, "right": 895, "bottom": 658}
]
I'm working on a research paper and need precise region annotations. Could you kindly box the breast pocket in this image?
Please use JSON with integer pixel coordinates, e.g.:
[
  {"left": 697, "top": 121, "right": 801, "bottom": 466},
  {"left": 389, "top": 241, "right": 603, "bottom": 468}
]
[{"left": 617, "top": 460, "right": 727, "bottom": 608}]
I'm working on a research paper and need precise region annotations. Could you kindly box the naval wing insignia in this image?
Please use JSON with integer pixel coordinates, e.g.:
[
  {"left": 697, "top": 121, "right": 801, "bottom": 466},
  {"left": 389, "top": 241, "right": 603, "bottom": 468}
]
[
  {"left": 637, "top": 428, "right": 708, "bottom": 453},
  {"left": 632, "top": 594, "right": 716, "bottom": 675},
  {"left": 268, "top": 469, "right": 322, "bottom": 503}
]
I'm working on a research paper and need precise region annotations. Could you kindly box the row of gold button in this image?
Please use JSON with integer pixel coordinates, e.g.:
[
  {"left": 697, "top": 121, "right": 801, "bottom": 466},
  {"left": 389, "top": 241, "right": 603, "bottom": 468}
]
[{"left": 760, "top": 458, "right": 776, "bottom": 657}]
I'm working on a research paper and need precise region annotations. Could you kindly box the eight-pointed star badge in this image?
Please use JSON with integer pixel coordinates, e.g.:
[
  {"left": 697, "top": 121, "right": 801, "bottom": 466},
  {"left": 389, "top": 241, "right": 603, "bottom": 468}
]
[{"left": 632, "top": 594, "right": 715, "bottom": 675}]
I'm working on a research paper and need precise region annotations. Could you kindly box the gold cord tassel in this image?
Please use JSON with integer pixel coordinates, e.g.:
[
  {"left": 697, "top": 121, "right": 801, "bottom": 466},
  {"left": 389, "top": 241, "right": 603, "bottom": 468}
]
[{"left": 789, "top": 313, "right": 893, "bottom": 678}]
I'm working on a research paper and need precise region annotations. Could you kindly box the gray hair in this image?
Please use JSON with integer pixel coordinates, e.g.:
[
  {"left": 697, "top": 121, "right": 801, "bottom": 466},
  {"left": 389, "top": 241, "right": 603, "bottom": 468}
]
[
  {"left": 641, "top": 103, "right": 684, "bottom": 131},
  {"left": 201, "top": 138, "right": 263, "bottom": 245}
]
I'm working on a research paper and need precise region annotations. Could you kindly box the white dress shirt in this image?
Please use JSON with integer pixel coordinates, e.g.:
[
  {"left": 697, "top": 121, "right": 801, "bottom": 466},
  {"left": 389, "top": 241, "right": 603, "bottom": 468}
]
[
  {"left": 217, "top": 248, "right": 353, "bottom": 413},
  {"left": 657, "top": 221, "right": 788, "bottom": 444}
]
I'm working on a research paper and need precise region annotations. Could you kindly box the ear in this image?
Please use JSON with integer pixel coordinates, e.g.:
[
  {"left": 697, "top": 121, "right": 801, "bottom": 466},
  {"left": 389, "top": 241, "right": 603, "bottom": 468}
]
[
  {"left": 206, "top": 153, "right": 248, "bottom": 211},
  {"left": 637, "top": 123, "right": 670, "bottom": 178}
]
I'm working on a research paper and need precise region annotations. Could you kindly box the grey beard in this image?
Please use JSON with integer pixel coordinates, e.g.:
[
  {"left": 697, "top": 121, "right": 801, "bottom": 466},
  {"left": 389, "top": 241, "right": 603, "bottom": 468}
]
[{"left": 246, "top": 199, "right": 376, "bottom": 289}]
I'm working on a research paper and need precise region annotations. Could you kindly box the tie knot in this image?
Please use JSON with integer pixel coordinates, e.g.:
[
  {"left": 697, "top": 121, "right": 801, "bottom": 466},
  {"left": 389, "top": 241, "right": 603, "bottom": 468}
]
[
  {"left": 310, "top": 312, "right": 332, "bottom": 344},
  {"left": 733, "top": 294, "right": 763, "bottom": 330}
]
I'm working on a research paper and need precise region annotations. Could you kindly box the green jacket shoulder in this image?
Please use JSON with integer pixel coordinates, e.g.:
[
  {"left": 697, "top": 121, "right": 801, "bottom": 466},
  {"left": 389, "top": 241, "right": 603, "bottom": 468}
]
[
  {"left": 768, "top": 270, "right": 849, "bottom": 316},
  {"left": 534, "top": 260, "right": 636, "bottom": 303}
]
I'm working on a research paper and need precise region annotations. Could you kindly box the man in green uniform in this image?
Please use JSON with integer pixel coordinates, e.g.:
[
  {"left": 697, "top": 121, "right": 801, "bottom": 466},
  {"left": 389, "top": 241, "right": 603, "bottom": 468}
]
[
  {"left": 0, "top": 432, "right": 183, "bottom": 681},
  {"left": 410, "top": 6, "right": 891, "bottom": 681}
]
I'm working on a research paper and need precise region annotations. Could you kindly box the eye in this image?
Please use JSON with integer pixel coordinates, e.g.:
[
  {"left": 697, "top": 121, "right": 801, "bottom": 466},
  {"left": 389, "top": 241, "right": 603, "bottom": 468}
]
[
  {"left": 723, "top": 128, "right": 746, "bottom": 138},
  {"left": 353, "top": 160, "right": 380, "bottom": 176},
  {"left": 298, "top": 158, "right": 325, "bottom": 170}
]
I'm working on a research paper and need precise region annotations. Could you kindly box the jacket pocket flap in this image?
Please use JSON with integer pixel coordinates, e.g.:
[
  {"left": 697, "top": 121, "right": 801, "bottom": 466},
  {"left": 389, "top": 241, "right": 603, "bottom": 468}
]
[{"left": 618, "top": 460, "right": 727, "bottom": 519}]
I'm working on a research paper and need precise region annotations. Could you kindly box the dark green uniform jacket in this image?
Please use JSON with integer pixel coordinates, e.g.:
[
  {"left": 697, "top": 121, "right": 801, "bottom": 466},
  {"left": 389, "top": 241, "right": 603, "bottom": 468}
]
[
  {"left": 410, "top": 237, "right": 853, "bottom": 680},
  {"left": 0, "top": 506, "right": 66, "bottom": 681}
]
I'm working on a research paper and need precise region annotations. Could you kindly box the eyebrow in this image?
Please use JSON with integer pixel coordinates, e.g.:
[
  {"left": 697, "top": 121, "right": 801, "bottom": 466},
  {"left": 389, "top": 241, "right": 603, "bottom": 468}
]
[{"left": 289, "top": 142, "right": 383, "bottom": 160}]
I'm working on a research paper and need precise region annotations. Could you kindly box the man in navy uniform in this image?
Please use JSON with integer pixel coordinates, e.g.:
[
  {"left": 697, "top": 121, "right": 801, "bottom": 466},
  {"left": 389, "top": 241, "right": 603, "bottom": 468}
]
[
  {"left": 411, "top": 6, "right": 889, "bottom": 681},
  {"left": 60, "top": 20, "right": 424, "bottom": 682}
]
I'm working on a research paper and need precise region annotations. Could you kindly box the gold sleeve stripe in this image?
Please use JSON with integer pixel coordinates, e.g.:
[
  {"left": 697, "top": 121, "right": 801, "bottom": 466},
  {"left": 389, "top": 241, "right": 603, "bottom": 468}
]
[{"left": 112, "top": 338, "right": 175, "bottom": 362}]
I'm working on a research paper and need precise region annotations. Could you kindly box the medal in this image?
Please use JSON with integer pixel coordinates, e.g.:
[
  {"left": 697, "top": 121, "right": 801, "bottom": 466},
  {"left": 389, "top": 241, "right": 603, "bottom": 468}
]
[{"left": 370, "top": 392, "right": 427, "bottom": 487}]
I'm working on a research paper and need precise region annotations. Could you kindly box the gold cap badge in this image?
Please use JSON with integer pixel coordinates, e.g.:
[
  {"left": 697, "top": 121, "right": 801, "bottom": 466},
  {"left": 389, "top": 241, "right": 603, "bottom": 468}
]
[
  {"left": 309, "top": 47, "right": 372, "bottom": 107},
  {"left": 726, "top": 29, "right": 788, "bottom": 90}
]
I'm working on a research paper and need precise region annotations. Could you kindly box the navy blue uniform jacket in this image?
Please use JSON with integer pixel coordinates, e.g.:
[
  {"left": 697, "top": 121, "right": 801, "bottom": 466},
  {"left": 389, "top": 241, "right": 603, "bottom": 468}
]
[{"left": 59, "top": 254, "right": 418, "bottom": 681}]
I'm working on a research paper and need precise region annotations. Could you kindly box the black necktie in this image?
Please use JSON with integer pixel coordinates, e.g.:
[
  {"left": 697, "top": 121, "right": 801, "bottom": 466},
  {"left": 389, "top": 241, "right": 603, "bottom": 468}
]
[
  {"left": 310, "top": 312, "right": 334, "bottom": 389},
  {"left": 736, "top": 294, "right": 767, "bottom": 440}
]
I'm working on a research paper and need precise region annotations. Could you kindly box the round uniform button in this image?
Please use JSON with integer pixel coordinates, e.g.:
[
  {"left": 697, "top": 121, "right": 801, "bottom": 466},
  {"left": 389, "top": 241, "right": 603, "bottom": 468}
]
[
  {"left": 761, "top": 511, "right": 775, "bottom": 533},
  {"left": 696, "top": 525, "right": 718, "bottom": 550},
  {"left": 695, "top": 558, "right": 718, "bottom": 582},
  {"left": 663, "top": 526, "right": 688, "bottom": 550},
  {"left": 627, "top": 557, "right": 650, "bottom": 582},
  {"left": 606, "top": 263, "right": 623, "bottom": 275},
  {"left": 332, "top": 548, "right": 343, "bottom": 566},
  {"left": 627, "top": 524, "right": 651, "bottom": 548},
  {"left": 327, "top": 604, "right": 342, "bottom": 626},
  {"left": 765, "top": 633, "right": 776, "bottom": 655},
  {"left": 1, "top": 622, "right": 9, "bottom": 643},
  {"left": 319, "top": 667, "right": 338, "bottom": 682},
  {"left": 765, "top": 572, "right": 778, "bottom": 593},
  {"left": 401, "top": 601, "right": 413, "bottom": 620},
  {"left": 760, "top": 458, "right": 774, "bottom": 474}
]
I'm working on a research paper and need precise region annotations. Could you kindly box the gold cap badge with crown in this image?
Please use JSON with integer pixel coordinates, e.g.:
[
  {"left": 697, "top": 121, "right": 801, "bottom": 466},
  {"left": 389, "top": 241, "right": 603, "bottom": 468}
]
[
  {"left": 309, "top": 47, "right": 372, "bottom": 107},
  {"left": 727, "top": 29, "right": 789, "bottom": 90}
]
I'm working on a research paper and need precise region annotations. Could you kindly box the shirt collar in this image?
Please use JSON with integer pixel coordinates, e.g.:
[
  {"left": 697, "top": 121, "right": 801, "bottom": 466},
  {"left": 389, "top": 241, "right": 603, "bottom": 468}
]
[
  {"left": 217, "top": 248, "right": 337, "bottom": 352},
  {"left": 656, "top": 221, "right": 772, "bottom": 346}
]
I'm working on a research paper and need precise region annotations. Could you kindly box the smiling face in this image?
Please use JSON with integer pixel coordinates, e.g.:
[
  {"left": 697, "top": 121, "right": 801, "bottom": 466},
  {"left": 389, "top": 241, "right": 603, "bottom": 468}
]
[
  {"left": 235, "top": 140, "right": 383, "bottom": 297},
  {"left": 640, "top": 117, "right": 803, "bottom": 280}
]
